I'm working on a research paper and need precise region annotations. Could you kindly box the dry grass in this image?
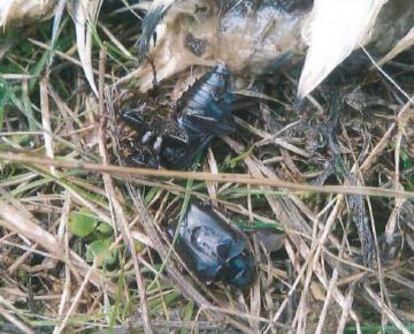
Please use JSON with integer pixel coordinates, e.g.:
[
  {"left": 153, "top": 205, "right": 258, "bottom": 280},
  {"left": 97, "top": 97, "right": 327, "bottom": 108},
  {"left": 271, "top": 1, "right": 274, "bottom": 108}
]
[{"left": 1, "top": 2, "right": 414, "bottom": 334}]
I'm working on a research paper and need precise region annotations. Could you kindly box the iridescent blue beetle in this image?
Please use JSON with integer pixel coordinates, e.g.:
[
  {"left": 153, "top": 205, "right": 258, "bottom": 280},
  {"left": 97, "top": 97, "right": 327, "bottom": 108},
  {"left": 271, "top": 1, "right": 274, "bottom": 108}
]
[
  {"left": 169, "top": 203, "right": 256, "bottom": 289},
  {"left": 120, "top": 64, "right": 234, "bottom": 169}
]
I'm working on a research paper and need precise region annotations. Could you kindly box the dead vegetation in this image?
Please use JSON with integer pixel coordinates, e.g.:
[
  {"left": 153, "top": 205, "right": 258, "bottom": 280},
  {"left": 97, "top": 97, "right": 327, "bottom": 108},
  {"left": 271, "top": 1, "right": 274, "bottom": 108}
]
[{"left": 0, "top": 2, "right": 414, "bottom": 333}]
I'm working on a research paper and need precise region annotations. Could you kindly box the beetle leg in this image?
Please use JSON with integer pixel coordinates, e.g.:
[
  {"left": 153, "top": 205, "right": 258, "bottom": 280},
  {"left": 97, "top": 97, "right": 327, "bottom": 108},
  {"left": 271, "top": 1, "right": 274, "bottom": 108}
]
[
  {"left": 180, "top": 113, "right": 235, "bottom": 140},
  {"left": 153, "top": 135, "right": 163, "bottom": 154},
  {"left": 159, "top": 134, "right": 212, "bottom": 170},
  {"left": 120, "top": 110, "right": 151, "bottom": 132},
  {"left": 141, "top": 131, "right": 154, "bottom": 144}
]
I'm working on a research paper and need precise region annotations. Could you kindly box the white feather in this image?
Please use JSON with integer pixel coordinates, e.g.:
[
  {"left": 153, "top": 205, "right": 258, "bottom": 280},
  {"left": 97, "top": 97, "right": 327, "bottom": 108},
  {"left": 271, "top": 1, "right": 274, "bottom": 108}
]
[
  {"left": 69, "top": 0, "right": 102, "bottom": 97},
  {"left": 0, "top": 0, "right": 15, "bottom": 28},
  {"left": 298, "top": 0, "right": 388, "bottom": 99},
  {"left": 0, "top": 0, "right": 56, "bottom": 28},
  {"left": 150, "top": 0, "right": 176, "bottom": 9}
]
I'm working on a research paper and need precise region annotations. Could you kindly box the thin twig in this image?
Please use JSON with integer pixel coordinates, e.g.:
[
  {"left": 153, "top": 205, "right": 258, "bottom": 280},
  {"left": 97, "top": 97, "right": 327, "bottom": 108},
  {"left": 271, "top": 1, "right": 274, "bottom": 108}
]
[{"left": 1, "top": 153, "right": 413, "bottom": 199}]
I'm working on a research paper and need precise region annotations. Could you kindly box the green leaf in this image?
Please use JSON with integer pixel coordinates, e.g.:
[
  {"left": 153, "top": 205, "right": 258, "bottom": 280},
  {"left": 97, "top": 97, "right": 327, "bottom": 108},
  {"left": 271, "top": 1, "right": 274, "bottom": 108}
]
[
  {"left": 86, "top": 238, "right": 117, "bottom": 267},
  {"left": 144, "top": 187, "right": 159, "bottom": 205},
  {"left": 68, "top": 209, "right": 98, "bottom": 237},
  {"left": 96, "top": 222, "right": 114, "bottom": 236}
]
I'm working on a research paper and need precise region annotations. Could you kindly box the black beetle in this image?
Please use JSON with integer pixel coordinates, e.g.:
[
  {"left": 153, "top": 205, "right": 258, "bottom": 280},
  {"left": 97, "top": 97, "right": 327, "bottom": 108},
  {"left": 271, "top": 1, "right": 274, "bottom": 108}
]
[
  {"left": 120, "top": 110, "right": 213, "bottom": 169},
  {"left": 169, "top": 203, "right": 256, "bottom": 289},
  {"left": 176, "top": 63, "right": 235, "bottom": 141},
  {"left": 120, "top": 64, "right": 234, "bottom": 169}
]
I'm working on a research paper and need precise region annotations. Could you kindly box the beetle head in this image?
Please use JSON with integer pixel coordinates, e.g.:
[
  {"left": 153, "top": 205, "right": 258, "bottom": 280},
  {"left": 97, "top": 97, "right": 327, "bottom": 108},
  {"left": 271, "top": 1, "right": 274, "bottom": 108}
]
[{"left": 216, "top": 252, "right": 256, "bottom": 289}]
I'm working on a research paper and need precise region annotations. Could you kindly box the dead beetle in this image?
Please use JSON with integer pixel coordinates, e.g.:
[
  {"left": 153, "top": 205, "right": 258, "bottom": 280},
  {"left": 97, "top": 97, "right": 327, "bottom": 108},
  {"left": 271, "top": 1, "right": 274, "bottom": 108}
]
[
  {"left": 176, "top": 63, "right": 235, "bottom": 141},
  {"left": 120, "top": 64, "right": 234, "bottom": 169},
  {"left": 120, "top": 110, "right": 213, "bottom": 169},
  {"left": 169, "top": 203, "right": 256, "bottom": 289}
]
